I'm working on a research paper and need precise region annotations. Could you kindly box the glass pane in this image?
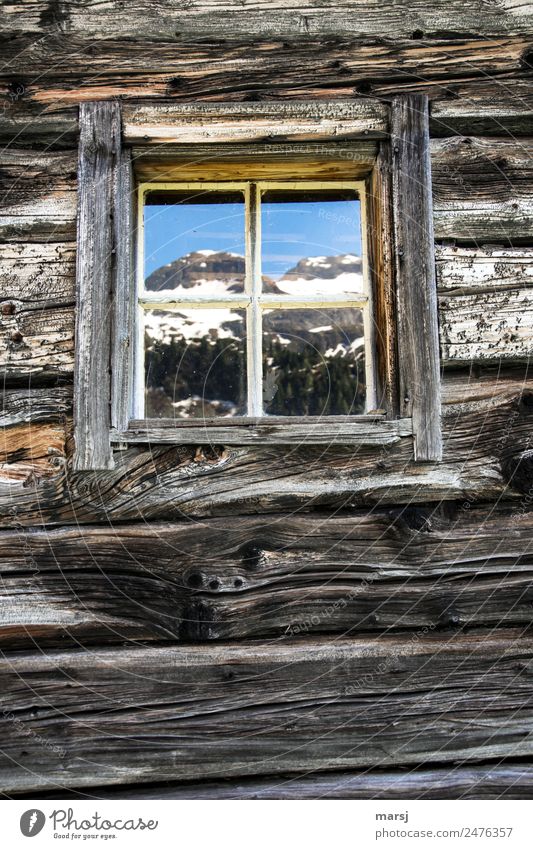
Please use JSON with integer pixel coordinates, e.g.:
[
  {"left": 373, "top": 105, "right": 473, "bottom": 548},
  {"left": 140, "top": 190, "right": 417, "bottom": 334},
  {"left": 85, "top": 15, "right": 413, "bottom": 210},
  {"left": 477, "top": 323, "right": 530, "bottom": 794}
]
[
  {"left": 261, "top": 189, "right": 363, "bottom": 296},
  {"left": 144, "top": 308, "right": 246, "bottom": 418},
  {"left": 143, "top": 190, "right": 246, "bottom": 295},
  {"left": 262, "top": 308, "right": 365, "bottom": 416}
]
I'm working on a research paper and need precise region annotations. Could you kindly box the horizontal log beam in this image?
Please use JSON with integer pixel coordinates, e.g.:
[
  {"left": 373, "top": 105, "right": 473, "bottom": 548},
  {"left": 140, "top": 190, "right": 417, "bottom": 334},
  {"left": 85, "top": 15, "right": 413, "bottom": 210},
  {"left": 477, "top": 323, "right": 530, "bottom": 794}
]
[
  {"left": 2, "top": 0, "right": 531, "bottom": 40},
  {"left": 1, "top": 629, "right": 533, "bottom": 792},
  {"left": 1, "top": 380, "right": 533, "bottom": 525},
  {"left": 0, "top": 35, "right": 529, "bottom": 109},
  {"left": 0, "top": 503, "right": 533, "bottom": 646},
  {"left": 16, "top": 764, "right": 533, "bottom": 800}
]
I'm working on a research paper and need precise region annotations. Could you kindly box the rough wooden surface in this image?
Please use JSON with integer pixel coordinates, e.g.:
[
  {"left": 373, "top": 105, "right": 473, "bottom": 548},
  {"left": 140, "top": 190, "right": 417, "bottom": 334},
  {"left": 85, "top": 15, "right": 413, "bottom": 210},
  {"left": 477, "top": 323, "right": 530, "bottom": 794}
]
[
  {"left": 0, "top": 34, "right": 529, "bottom": 109},
  {"left": 392, "top": 95, "right": 442, "bottom": 461},
  {"left": 16, "top": 764, "right": 533, "bottom": 800},
  {"left": 0, "top": 150, "right": 77, "bottom": 241},
  {"left": 73, "top": 102, "right": 120, "bottom": 471},
  {"left": 1, "top": 382, "right": 533, "bottom": 525},
  {"left": 432, "top": 137, "right": 533, "bottom": 240},
  {"left": 0, "top": 502, "right": 533, "bottom": 645},
  {"left": 438, "top": 246, "right": 533, "bottom": 363},
  {"left": 3, "top": 1, "right": 531, "bottom": 39},
  {"left": 123, "top": 100, "right": 388, "bottom": 143},
  {"left": 1, "top": 629, "right": 533, "bottom": 792}
]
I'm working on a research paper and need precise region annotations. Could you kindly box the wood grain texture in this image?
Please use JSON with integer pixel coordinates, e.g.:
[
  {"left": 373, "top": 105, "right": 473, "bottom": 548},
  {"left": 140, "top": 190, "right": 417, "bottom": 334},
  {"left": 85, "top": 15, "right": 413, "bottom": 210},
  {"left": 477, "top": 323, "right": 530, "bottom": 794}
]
[
  {"left": 1, "top": 380, "right": 532, "bottom": 526},
  {"left": 133, "top": 141, "right": 378, "bottom": 182},
  {"left": 19, "top": 764, "right": 533, "bottom": 800},
  {"left": 392, "top": 95, "right": 442, "bottom": 461},
  {"left": 366, "top": 140, "right": 399, "bottom": 416},
  {"left": 73, "top": 101, "right": 120, "bottom": 471},
  {"left": 0, "top": 34, "right": 529, "bottom": 108},
  {"left": 110, "top": 148, "right": 134, "bottom": 433},
  {"left": 0, "top": 149, "right": 77, "bottom": 241},
  {"left": 114, "top": 418, "right": 412, "bottom": 447},
  {"left": 3, "top": 0, "right": 531, "bottom": 40},
  {"left": 0, "top": 502, "right": 533, "bottom": 646},
  {"left": 437, "top": 247, "right": 533, "bottom": 363},
  {"left": 123, "top": 100, "right": 389, "bottom": 143},
  {"left": 1, "top": 629, "right": 533, "bottom": 792}
]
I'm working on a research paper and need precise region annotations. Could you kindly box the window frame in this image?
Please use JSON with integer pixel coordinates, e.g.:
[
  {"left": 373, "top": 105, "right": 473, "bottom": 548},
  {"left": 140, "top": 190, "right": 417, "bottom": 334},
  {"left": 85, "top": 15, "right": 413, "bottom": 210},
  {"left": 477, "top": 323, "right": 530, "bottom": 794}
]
[
  {"left": 135, "top": 178, "right": 375, "bottom": 421},
  {"left": 73, "top": 97, "right": 442, "bottom": 470}
]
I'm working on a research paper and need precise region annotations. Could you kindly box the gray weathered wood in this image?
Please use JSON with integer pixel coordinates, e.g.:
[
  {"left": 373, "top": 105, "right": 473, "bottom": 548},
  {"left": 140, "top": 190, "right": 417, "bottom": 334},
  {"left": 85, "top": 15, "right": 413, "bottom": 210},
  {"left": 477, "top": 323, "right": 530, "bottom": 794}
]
[
  {"left": 0, "top": 149, "right": 77, "bottom": 242},
  {"left": 123, "top": 100, "right": 389, "bottom": 144},
  {"left": 432, "top": 136, "right": 533, "bottom": 241},
  {"left": 111, "top": 148, "right": 134, "bottom": 433},
  {"left": 114, "top": 417, "right": 412, "bottom": 446},
  {"left": 22, "top": 764, "right": 533, "bottom": 800},
  {"left": 0, "top": 502, "right": 533, "bottom": 646},
  {"left": 73, "top": 102, "right": 120, "bottom": 471},
  {"left": 392, "top": 94, "right": 442, "bottom": 462},
  {"left": 437, "top": 246, "right": 533, "bottom": 363},
  {"left": 3, "top": 0, "right": 531, "bottom": 40},
  {"left": 1, "top": 629, "right": 533, "bottom": 792}
]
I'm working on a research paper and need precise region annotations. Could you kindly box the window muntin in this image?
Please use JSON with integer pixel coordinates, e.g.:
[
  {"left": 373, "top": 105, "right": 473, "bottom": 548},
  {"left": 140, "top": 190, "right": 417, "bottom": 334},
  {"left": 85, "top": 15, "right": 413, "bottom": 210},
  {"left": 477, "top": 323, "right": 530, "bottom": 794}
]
[{"left": 135, "top": 180, "right": 373, "bottom": 420}]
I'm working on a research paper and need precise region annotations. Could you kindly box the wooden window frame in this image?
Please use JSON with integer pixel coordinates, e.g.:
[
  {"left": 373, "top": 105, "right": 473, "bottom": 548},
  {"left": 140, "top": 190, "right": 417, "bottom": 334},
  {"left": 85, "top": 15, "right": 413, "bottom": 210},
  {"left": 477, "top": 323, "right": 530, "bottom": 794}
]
[{"left": 73, "top": 97, "right": 442, "bottom": 470}]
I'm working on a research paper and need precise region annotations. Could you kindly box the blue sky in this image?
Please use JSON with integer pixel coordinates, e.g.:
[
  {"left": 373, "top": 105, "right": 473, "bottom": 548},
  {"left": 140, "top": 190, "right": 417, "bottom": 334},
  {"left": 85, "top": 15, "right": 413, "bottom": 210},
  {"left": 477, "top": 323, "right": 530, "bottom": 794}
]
[{"left": 144, "top": 197, "right": 361, "bottom": 279}]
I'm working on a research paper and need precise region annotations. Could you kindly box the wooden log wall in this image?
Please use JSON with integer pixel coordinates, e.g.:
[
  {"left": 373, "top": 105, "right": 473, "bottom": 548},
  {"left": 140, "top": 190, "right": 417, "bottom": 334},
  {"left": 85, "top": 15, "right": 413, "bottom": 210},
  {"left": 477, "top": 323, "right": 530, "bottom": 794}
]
[{"left": 1, "top": 0, "right": 533, "bottom": 799}]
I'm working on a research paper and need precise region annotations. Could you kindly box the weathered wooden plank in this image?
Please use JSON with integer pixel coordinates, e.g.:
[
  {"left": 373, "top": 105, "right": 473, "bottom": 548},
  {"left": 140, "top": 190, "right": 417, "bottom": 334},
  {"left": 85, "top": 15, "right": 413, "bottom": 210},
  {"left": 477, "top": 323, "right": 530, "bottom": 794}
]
[
  {"left": 392, "top": 95, "right": 442, "bottom": 462},
  {"left": 437, "top": 245, "right": 533, "bottom": 294},
  {"left": 73, "top": 101, "right": 120, "bottom": 471},
  {"left": 1, "top": 382, "right": 532, "bottom": 526},
  {"left": 123, "top": 100, "right": 388, "bottom": 144},
  {"left": 3, "top": 0, "right": 531, "bottom": 39},
  {"left": 0, "top": 241, "right": 75, "bottom": 306},
  {"left": 110, "top": 148, "right": 134, "bottom": 433},
  {"left": 430, "top": 78, "right": 533, "bottom": 136},
  {"left": 0, "top": 304, "right": 74, "bottom": 382},
  {"left": 1, "top": 502, "right": 533, "bottom": 645},
  {"left": 367, "top": 140, "right": 399, "bottom": 415},
  {"left": 1, "top": 629, "right": 533, "bottom": 792},
  {"left": 133, "top": 141, "right": 378, "bottom": 182},
  {"left": 114, "top": 418, "right": 412, "bottom": 447},
  {"left": 440, "top": 289, "right": 533, "bottom": 363},
  {"left": 437, "top": 246, "right": 533, "bottom": 363},
  {"left": 0, "top": 387, "right": 72, "bottom": 428},
  {"left": 21, "top": 764, "right": 533, "bottom": 800},
  {"left": 0, "top": 149, "right": 77, "bottom": 241},
  {"left": 2, "top": 35, "right": 528, "bottom": 108},
  {"left": 432, "top": 136, "right": 533, "bottom": 240},
  {"left": 442, "top": 364, "right": 533, "bottom": 406}
]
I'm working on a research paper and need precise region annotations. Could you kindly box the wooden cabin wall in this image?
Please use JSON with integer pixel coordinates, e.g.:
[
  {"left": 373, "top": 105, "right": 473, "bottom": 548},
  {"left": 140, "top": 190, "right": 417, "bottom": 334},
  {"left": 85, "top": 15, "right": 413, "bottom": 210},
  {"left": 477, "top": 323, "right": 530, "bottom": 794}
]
[{"left": 0, "top": 0, "right": 533, "bottom": 798}]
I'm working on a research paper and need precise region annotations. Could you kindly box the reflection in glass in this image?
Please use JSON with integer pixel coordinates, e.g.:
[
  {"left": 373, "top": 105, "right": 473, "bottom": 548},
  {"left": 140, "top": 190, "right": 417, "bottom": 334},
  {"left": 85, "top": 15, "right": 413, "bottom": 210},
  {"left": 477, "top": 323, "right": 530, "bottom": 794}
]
[
  {"left": 261, "top": 189, "right": 362, "bottom": 296},
  {"left": 143, "top": 190, "right": 246, "bottom": 294},
  {"left": 144, "top": 309, "right": 246, "bottom": 418},
  {"left": 262, "top": 308, "right": 365, "bottom": 416}
]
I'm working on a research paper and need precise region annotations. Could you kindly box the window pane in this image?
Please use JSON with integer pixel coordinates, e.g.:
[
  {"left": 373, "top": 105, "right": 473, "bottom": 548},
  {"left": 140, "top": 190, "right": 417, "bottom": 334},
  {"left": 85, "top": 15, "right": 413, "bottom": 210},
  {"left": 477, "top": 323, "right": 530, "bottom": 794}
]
[
  {"left": 262, "top": 308, "right": 365, "bottom": 416},
  {"left": 261, "top": 189, "right": 363, "bottom": 297},
  {"left": 143, "top": 190, "right": 246, "bottom": 295},
  {"left": 144, "top": 308, "right": 246, "bottom": 418}
]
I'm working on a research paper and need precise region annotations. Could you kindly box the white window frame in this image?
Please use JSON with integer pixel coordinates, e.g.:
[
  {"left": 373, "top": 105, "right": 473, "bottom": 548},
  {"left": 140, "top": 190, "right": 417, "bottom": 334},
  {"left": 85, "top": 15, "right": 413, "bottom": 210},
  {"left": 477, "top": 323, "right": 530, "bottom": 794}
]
[{"left": 135, "top": 179, "right": 375, "bottom": 420}]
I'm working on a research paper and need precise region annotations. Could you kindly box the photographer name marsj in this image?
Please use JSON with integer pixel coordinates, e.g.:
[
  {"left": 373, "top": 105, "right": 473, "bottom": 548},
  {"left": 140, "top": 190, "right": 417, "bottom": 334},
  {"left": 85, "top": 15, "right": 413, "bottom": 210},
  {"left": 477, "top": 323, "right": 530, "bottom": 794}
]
[{"left": 50, "top": 808, "right": 159, "bottom": 839}]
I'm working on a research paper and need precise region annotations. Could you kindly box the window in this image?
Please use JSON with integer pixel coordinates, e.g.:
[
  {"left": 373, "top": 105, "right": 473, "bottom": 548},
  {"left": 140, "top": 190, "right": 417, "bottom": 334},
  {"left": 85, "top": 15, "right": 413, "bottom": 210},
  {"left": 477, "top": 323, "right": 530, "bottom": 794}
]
[
  {"left": 137, "top": 181, "right": 374, "bottom": 421},
  {"left": 73, "top": 97, "right": 442, "bottom": 471}
]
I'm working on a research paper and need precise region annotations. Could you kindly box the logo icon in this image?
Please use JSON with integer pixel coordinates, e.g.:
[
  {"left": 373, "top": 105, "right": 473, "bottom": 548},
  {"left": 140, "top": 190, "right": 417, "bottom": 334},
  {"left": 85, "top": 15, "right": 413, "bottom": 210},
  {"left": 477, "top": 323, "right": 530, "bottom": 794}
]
[{"left": 20, "top": 810, "right": 46, "bottom": 837}]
